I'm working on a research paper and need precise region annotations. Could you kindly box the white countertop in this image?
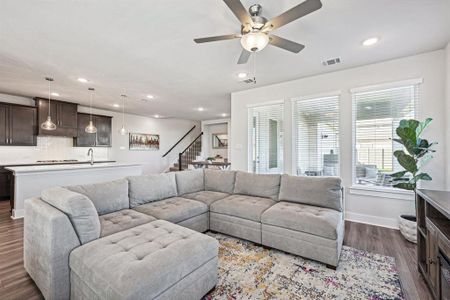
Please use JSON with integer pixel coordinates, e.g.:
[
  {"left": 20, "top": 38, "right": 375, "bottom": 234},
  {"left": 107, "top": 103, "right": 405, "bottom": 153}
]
[{"left": 6, "top": 163, "right": 141, "bottom": 174}]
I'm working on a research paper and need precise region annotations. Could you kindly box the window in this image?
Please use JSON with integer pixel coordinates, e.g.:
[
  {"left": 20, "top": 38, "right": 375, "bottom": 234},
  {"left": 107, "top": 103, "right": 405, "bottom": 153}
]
[
  {"left": 248, "top": 102, "right": 284, "bottom": 174},
  {"left": 293, "top": 95, "right": 340, "bottom": 176},
  {"left": 352, "top": 82, "right": 419, "bottom": 187}
]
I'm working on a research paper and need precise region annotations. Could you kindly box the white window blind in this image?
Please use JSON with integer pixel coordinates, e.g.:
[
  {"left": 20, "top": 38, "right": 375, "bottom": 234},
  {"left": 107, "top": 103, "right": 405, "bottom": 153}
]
[
  {"left": 293, "top": 95, "right": 340, "bottom": 176},
  {"left": 248, "top": 103, "right": 284, "bottom": 174},
  {"left": 352, "top": 83, "right": 419, "bottom": 187}
]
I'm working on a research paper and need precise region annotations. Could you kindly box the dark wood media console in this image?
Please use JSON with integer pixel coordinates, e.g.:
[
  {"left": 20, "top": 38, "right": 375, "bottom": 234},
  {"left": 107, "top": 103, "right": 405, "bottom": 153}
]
[{"left": 417, "top": 189, "right": 450, "bottom": 299}]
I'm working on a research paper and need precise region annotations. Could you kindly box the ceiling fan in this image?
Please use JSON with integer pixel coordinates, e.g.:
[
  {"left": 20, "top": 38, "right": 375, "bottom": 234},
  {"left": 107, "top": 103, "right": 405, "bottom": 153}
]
[{"left": 194, "top": 0, "right": 322, "bottom": 64}]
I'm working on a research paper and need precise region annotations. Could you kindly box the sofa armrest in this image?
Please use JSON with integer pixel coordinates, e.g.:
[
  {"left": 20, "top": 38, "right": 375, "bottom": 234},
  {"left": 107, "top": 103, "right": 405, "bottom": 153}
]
[{"left": 24, "top": 198, "right": 81, "bottom": 300}]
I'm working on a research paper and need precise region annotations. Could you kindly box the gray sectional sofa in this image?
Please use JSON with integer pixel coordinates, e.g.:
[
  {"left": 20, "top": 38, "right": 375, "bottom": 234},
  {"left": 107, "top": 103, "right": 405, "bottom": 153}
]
[{"left": 24, "top": 169, "right": 344, "bottom": 300}]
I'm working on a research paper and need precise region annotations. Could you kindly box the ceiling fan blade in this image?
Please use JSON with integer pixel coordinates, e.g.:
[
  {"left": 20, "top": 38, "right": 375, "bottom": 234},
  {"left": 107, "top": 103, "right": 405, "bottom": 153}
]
[
  {"left": 237, "top": 49, "right": 251, "bottom": 64},
  {"left": 269, "top": 35, "right": 305, "bottom": 53},
  {"left": 194, "top": 34, "right": 240, "bottom": 43},
  {"left": 263, "top": 0, "right": 322, "bottom": 31},
  {"left": 223, "top": 0, "right": 253, "bottom": 26}
]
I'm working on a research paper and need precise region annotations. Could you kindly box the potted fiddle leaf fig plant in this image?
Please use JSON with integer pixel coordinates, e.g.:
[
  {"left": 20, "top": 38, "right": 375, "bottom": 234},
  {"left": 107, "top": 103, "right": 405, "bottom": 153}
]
[{"left": 391, "top": 118, "right": 436, "bottom": 243}]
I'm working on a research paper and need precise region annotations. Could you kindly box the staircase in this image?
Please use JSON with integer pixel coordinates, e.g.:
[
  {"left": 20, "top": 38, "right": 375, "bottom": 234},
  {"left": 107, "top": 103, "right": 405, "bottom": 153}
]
[{"left": 169, "top": 139, "right": 202, "bottom": 171}]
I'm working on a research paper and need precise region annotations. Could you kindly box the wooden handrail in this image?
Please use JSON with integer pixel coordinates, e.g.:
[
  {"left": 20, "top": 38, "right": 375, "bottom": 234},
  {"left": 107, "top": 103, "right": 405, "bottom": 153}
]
[
  {"left": 162, "top": 125, "right": 196, "bottom": 157},
  {"left": 180, "top": 132, "right": 203, "bottom": 155},
  {"left": 178, "top": 132, "right": 203, "bottom": 171}
]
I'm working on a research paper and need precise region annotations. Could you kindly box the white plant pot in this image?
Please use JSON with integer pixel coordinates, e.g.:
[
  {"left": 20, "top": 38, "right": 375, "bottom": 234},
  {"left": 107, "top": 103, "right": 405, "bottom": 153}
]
[{"left": 398, "top": 215, "right": 417, "bottom": 243}]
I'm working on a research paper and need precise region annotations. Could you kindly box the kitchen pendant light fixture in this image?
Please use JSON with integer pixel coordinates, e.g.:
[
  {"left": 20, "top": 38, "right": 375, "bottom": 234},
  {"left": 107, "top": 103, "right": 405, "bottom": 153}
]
[
  {"left": 119, "top": 94, "right": 128, "bottom": 135},
  {"left": 40, "top": 77, "right": 57, "bottom": 131},
  {"left": 85, "top": 87, "right": 97, "bottom": 134}
]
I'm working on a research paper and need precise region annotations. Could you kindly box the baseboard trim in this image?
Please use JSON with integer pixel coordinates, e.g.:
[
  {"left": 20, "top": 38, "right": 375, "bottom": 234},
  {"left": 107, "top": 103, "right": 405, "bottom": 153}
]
[
  {"left": 345, "top": 212, "right": 399, "bottom": 230},
  {"left": 11, "top": 209, "right": 24, "bottom": 219}
]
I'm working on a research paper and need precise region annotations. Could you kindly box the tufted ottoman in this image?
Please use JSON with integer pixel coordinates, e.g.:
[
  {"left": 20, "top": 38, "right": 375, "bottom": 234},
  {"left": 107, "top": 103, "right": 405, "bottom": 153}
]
[{"left": 69, "top": 220, "right": 219, "bottom": 300}]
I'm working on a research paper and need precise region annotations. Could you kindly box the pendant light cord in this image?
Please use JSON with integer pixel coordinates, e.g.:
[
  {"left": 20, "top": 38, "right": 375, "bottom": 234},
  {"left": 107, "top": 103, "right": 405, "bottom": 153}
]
[{"left": 48, "top": 80, "right": 51, "bottom": 116}]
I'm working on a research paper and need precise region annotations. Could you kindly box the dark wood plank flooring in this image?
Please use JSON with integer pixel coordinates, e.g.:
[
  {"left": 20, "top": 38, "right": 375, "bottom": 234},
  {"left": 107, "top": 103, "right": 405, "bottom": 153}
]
[{"left": 0, "top": 200, "right": 432, "bottom": 300}]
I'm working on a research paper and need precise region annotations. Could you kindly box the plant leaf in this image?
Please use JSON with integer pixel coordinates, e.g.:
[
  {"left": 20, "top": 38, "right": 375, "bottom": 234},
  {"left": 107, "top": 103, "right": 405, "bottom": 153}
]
[
  {"left": 394, "top": 150, "right": 418, "bottom": 173},
  {"left": 391, "top": 170, "right": 407, "bottom": 178},
  {"left": 393, "top": 182, "right": 416, "bottom": 190},
  {"left": 415, "top": 173, "right": 432, "bottom": 181},
  {"left": 416, "top": 118, "right": 432, "bottom": 137}
]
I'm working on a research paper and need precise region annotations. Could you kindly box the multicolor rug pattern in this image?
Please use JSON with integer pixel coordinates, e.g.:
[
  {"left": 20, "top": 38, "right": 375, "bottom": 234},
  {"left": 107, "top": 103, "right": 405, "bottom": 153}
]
[{"left": 206, "top": 233, "right": 404, "bottom": 300}]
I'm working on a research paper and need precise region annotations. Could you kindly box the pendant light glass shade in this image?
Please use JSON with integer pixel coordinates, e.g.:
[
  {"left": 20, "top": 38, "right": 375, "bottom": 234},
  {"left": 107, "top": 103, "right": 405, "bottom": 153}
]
[
  {"left": 40, "top": 77, "right": 57, "bottom": 131},
  {"left": 85, "top": 87, "right": 97, "bottom": 134},
  {"left": 119, "top": 94, "right": 128, "bottom": 135}
]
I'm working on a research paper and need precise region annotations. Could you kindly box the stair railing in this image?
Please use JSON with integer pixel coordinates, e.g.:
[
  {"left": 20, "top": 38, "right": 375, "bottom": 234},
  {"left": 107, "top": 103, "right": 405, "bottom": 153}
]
[
  {"left": 162, "top": 125, "right": 196, "bottom": 158},
  {"left": 178, "top": 132, "right": 203, "bottom": 171}
]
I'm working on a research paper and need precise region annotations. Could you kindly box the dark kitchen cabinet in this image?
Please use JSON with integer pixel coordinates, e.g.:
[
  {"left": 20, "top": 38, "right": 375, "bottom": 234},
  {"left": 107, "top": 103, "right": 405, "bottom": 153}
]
[
  {"left": 74, "top": 113, "right": 112, "bottom": 147},
  {"left": 0, "top": 102, "right": 37, "bottom": 146},
  {"left": 0, "top": 168, "right": 12, "bottom": 200},
  {"left": 36, "top": 98, "right": 78, "bottom": 137}
]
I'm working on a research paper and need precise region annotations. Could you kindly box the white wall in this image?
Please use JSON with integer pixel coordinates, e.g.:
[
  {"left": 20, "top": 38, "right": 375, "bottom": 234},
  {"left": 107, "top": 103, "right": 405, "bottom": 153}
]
[
  {"left": 201, "top": 119, "right": 231, "bottom": 160},
  {"left": 231, "top": 50, "right": 447, "bottom": 229},
  {"left": 446, "top": 42, "right": 450, "bottom": 190},
  {"left": 0, "top": 93, "right": 201, "bottom": 173}
]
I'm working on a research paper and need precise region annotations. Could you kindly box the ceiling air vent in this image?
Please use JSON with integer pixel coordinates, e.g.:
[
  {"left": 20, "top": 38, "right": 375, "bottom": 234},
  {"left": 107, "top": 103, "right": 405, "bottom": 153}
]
[
  {"left": 243, "top": 78, "right": 255, "bottom": 84},
  {"left": 322, "top": 57, "right": 341, "bottom": 66}
]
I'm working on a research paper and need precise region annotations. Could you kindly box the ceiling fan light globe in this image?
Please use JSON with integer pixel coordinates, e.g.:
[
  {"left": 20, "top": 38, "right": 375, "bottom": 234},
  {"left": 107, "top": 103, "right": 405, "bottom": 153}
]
[
  {"left": 85, "top": 120, "right": 97, "bottom": 134},
  {"left": 41, "top": 116, "right": 57, "bottom": 131},
  {"left": 241, "top": 31, "right": 269, "bottom": 52}
]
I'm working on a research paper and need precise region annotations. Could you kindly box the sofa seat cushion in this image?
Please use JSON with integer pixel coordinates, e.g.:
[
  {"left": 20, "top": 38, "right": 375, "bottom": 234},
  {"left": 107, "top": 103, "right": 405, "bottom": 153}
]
[
  {"left": 210, "top": 195, "right": 276, "bottom": 222},
  {"left": 182, "top": 191, "right": 229, "bottom": 206},
  {"left": 133, "top": 197, "right": 208, "bottom": 223},
  {"left": 99, "top": 209, "right": 156, "bottom": 237},
  {"left": 261, "top": 202, "right": 343, "bottom": 240},
  {"left": 69, "top": 220, "right": 219, "bottom": 300}
]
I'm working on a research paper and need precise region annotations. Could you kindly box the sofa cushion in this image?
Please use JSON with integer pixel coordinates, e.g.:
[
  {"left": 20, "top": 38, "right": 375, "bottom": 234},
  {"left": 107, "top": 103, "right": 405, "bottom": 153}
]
[
  {"left": 133, "top": 197, "right": 208, "bottom": 223},
  {"left": 278, "top": 174, "right": 342, "bottom": 211},
  {"left": 204, "top": 169, "right": 236, "bottom": 194},
  {"left": 261, "top": 201, "right": 343, "bottom": 240},
  {"left": 175, "top": 169, "right": 204, "bottom": 195},
  {"left": 41, "top": 187, "right": 100, "bottom": 244},
  {"left": 99, "top": 209, "right": 156, "bottom": 237},
  {"left": 233, "top": 171, "right": 281, "bottom": 201},
  {"left": 66, "top": 179, "right": 129, "bottom": 215},
  {"left": 69, "top": 220, "right": 218, "bottom": 300},
  {"left": 210, "top": 194, "right": 276, "bottom": 222},
  {"left": 182, "top": 191, "right": 229, "bottom": 206},
  {"left": 128, "top": 173, "right": 178, "bottom": 208}
]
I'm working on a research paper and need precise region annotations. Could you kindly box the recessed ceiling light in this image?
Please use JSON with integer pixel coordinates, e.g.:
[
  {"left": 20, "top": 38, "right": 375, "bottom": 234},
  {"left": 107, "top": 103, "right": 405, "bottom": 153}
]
[
  {"left": 77, "top": 77, "right": 88, "bottom": 83},
  {"left": 51, "top": 92, "right": 60, "bottom": 97},
  {"left": 197, "top": 107, "right": 205, "bottom": 112},
  {"left": 362, "top": 37, "right": 379, "bottom": 46},
  {"left": 113, "top": 104, "right": 120, "bottom": 108},
  {"left": 237, "top": 72, "right": 248, "bottom": 79},
  {"left": 221, "top": 113, "right": 228, "bottom": 117},
  {"left": 154, "top": 114, "right": 160, "bottom": 118},
  {"left": 147, "top": 94, "right": 155, "bottom": 99}
]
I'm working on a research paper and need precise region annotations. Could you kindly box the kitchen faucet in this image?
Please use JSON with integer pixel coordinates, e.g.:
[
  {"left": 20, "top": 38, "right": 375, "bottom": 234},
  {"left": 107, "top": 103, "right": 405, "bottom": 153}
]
[{"left": 87, "top": 148, "right": 94, "bottom": 165}]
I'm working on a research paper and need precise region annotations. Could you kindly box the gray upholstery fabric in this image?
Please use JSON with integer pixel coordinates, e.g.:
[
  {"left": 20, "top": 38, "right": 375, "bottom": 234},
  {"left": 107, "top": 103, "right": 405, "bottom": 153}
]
[
  {"left": 69, "top": 220, "right": 219, "bottom": 300},
  {"left": 177, "top": 212, "right": 209, "bottom": 233},
  {"left": 210, "top": 194, "right": 276, "bottom": 222},
  {"left": 41, "top": 187, "right": 100, "bottom": 244},
  {"left": 262, "top": 222, "right": 345, "bottom": 267},
  {"left": 128, "top": 173, "right": 178, "bottom": 207},
  {"left": 233, "top": 171, "right": 281, "bottom": 200},
  {"left": 133, "top": 197, "right": 208, "bottom": 223},
  {"left": 279, "top": 174, "right": 343, "bottom": 211},
  {"left": 99, "top": 209, "right": 156, "bottom": 237},
  {"left": 204, "top": 169, "right": 236, "bottom": 194},
  {"left": 261, "top": 202, "right": 343, "bottom": 239},
  {"left": 67, "top": 179, "right": 129, "bottom": 215},
  {"left": 175, "top": 169, "right": 205, "bottom": 195},
  {"left": 181, "top": 191, "right": 229, "bottom": 206},
  {"left": 24, "top": 198, "right": 81, "bottom": 300},
  {"left": 210, "top": 212, "right": 262, "bottom": 243}
]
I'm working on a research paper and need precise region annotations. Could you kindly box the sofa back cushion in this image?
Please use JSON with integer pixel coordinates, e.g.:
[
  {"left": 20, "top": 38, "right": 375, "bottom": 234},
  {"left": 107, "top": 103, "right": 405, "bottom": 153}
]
[
  {"left": 175, "top": 169, "right": 204, "bottom": 195},
  {"left": 278, "top": 174, "right": 342, "bottom": 211},
  {"left": 204, "top": 169, "right": 236, "bottom": 194},
  {"left": 128, "top": 173, "right": 177, "bottom": 207},
  {"left": 41, "top": 187, "right": 101, "bottom": 244},
  {"left": 67, "top": 179, "right": 129, "bottom": 215},
  {"left": 233, "top": 171, "right": 281, "bottom": 200}
]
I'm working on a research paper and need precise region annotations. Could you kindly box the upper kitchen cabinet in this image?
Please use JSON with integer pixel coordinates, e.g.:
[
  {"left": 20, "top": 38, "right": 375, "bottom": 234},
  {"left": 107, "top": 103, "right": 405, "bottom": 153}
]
[
  {"left": 74, "top": 113, "right": 112, "bottom": 147},
  {"left": 0, "top": 102, "right": 37, "bottom": 146},
  {"left": 35, "top": 98, "right": 78, "bottom": 137}
]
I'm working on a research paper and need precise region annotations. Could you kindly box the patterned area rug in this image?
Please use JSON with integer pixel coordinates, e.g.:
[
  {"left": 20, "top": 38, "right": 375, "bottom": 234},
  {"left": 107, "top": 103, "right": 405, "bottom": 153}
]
[{"left": 206, "top": 233, "right": 404, "bottom": 300}]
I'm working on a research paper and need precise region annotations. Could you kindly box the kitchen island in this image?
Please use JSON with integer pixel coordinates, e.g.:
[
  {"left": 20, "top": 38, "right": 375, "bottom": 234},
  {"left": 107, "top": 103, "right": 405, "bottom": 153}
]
[{"left": 6, "top": 163, "right": 142, "bottom": 218}]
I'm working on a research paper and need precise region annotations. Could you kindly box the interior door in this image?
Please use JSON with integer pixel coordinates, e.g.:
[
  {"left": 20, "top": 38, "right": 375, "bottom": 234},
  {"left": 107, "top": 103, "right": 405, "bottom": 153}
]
[
  {"left": 9, "top": 105, "right": 37, "bottom": 146},
  {"left": 0, "top": 104, "right": 8, "bottom": 145}
]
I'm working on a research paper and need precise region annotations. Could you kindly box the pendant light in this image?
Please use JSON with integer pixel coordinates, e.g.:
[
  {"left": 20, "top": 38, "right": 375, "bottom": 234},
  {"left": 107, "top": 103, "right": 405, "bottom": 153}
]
[
  {"left": 119, "top": 94, "right": 128, "bottom": 135},
  {"left": 85, "top": 87, "right": 97, "bottom": 133},
  {"left": 40, "top": 77, "right": 57, "bottom": 130}
]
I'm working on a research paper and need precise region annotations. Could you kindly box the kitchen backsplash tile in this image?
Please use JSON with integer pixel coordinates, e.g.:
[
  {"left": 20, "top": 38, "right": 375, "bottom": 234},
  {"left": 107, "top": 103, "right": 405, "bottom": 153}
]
[{"left": 0, "top": 136, "right": 109, "bottom": 165}]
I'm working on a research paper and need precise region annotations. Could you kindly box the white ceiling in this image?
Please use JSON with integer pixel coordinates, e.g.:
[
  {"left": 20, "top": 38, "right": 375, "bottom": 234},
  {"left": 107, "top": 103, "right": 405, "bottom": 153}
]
[{"left": 0, "top": 0, "right": 449, "bottom": 120}]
